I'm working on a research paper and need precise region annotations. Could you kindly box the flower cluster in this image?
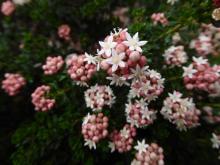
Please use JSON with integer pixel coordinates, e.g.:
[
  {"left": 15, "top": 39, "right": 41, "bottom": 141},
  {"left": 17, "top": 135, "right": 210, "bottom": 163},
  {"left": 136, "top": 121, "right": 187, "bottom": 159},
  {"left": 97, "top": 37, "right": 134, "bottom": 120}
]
[
  {"left": 190, "top": 34, "right": 213, "bottom": 56},
  {"left": 132, "top": 140, "right": 164, "bottom": 165},
  {"left": 125, "top": 99, "right": 157, "bottom": 128},
  {"left": 202, "top": 106, "right": 220, "bottom": 124},
  {"left": 82, "top": 113, "right": 109, "bottom": 149},
  {"left": 97, "top": 28, "right": 147, "bottom": 84},
  {"left": 84, "top": 85, "right": 115, "bottom": 111},
  {"left": 183, "top": 57, "right": 220, "bottom": 96},
  {"left": 1, "top": 73, "right": 26, "bottom": 96},
  {"left": 151, "top": 13, "right": 169, "bottom": 26},
  {"left": 109, "top": 124, "right": 136, "bottom": 153},
  {"left": 66, "top": 53, "right": 97, "bottom": 86},
  {"left": 190, "top": 24, "right": 220, "bottom": 56},
  {"left": 211, "top": 133, "right": 220, "bottom": 158},
  {"left": 42, "top": 56, "right": 64, "bottom": 75},
  {"left": 31, "top": 85, "right": 55, "bottom": 111},
  {"left": 1, "top": 1, "right": 15, "bottom": 16},
  {"left": 128, "top": 68, "right": 164, "bottom": 102},
  {"left": 161, "top": 91, "right": 201, "bottom": 131},
  {"left": 163, "top": 45, "right": 188, "bottom": 67},
  {"left": 58, "top": 24, "right": 71, "bottom": 40}
]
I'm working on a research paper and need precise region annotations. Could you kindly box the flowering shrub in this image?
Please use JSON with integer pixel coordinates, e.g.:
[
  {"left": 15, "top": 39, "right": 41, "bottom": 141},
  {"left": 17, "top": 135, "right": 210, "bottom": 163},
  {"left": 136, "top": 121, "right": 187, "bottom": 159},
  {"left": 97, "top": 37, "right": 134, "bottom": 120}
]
[{"left": 0, "top": 0, "right": 220, "bottom": 165}]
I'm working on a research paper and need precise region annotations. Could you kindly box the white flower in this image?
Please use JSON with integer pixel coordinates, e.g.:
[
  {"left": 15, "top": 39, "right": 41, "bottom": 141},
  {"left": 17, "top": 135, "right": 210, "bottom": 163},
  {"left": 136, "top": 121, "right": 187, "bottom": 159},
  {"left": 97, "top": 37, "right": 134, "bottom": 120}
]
[
  {"left": 110, "top": 28, "right": 127, "bottom": 36},
  {"left": 107, "top": 74, "right": 129, "bottom": 86},
  {"left": 108, "top": 142, "right": 115, "bottom": 153},
  {"left": 130, "top": 65, "right": 149, "bottom": 80},
  {"left": 211, "top": 133, "right": 220, "bottom": 149},
  {"left": 98, "top": 35, "right": 117, "bottom": 57},
  {"left": 82, "top": 113, "right": 91, "bottom": 125},
  {"left": 123, "top": 32, "right": 148, "bottom": 52},
  {"left": 13, "top": 0, "right": 31, "bottom": 5},
  {"left": 120, "top": 127, "right": 130, "bottom": 139},
  {"left": 148, "top": 69, "right": 161, "bottom": 79},
  {"left": 105, "top": 50, "right": 126, "bottom": 72},
  {"left": 84, "top": 139, "right": 96, "bottom": 149},
  {"left": 131, "top": 159, "right": 141, "bottom": 165},
  {"left": 182, "top": 64, "right": 197, "bottom": 78},
  {"left": 75, "top": 81, "right": 89, "bottom": 87},
  {"left": 167, "top": 0, "right": 178, "bottom": 5},
  {"left": 168, "top": 91, "right": 182, "bottom": 102},
  {"left": 128, "top": 87, "right": 140, "bottom": 99},
  {"left": 192, "top": 56, "right": 208, "bottom": 65},
  {"left": 84, "top": 52, "right": 97, "bottom": 65},
  {"left": 134, "top": 139, "right": 149, "bottom": 154}
]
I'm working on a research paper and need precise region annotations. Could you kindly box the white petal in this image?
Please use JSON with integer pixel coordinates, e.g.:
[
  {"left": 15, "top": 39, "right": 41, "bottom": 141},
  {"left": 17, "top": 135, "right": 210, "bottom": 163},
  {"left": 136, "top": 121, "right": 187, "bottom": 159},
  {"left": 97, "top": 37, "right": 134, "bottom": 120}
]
[
  {"left": 112, "top": 65, "right": 118, "bottom": 72},
  {"left": 119, "top": 61, "right": 125, "bottom": 68},
  {"left": 106, "top": 49, "right": 112, "bottom": 57},
  {"left": 136, "top": 46, "right": 143, "bottom": 52},
  {"left": 125, "top": 32, "right": 132, "bottom": 41},
  {"left": 99, "top": 41, "right": 105, "bottom": 47},
  {"left": 138, "top": 41, "right": 148, "bottom": 46},
  {"left": 133, "top": 32, "right": 139, "bottom": 41}
]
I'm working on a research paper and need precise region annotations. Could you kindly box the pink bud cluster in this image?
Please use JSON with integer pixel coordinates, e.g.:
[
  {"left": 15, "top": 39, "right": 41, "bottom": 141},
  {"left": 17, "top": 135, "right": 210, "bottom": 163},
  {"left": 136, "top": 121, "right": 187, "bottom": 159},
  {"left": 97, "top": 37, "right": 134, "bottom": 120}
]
[
  {"left": 31, "top": 85, "right": 55, "bottom": 111},
  {"left": 84, "top": 85, "right": 115, "bottom": 111},
  {"left": 82, "top": 113, "right": 109, "bottom": 148},
  {"left": 163, "top": 45, "right": 188, "bottom": 67},
  {"left": 42, "top": 56, "right": 64, "bottom": 75},
  {"left": 190, "top": 34, "right": 213, "bottom": 56},
  {"left": 161, "top": 91, "right": 200, "bottom": 131},
  {"left": 1, "top": 73, "right": 26, "bottom": 96},
  {"left": 131, "top": 143, "right": 164, "bottom": 165},
  {"left": 1, "top": 0, "right": 15, "bottom": 16},
  {"left": 151, "top": 13, "right": 169, "bottom": 26},
  {"left": 183, "top": 59, "right": 220, "bottom": 94},
  {"left": 200, "top": 24, "right": 220, "bottom": 56},
  {"left": 58, "top": 24, "right": 71, "bottom": 41},
  {"left": 202, "top": 106, "right": 220, "bottom": 124},
  {"left": 98, "top": 28, "right": 147, "bottom": 80},
  {"left": 125, "top": 100, "right": 156, "bottom": 128},
  {"left": 109, "top": 124, "right": 136, "bottom": 153},
  {"left": 129, "top": 69, "right": 164, "bottom": 102},
  {"left": 66, "top": 53, "right": 97, "bottom": 85}
]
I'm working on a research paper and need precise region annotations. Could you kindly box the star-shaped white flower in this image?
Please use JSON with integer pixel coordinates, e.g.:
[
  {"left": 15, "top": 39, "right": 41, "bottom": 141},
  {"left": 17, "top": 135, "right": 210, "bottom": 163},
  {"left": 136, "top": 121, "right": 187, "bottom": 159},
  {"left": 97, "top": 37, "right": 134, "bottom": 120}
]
[
  {"left": 105, "top": 50, "right": 126, "bottom": 72},
  {"left": 108, "top": 142, "right": 115, "bottom": 153},
  {"left": 148, "top": 69, "right": 161, "bottom": 79},
  {"left": 192, "top": 56, "right": 208, "bottom": 65},
  {"left": 120, "top": 127, "right": 130, "bottom": 139},
  {"left": 82, "top": 113, "right": 91, "bottom": 125},
  {"left": 136, "top": 99, "right": 148, "bottom": 110},
  {"left": 84, "top": 52, "right": 97, "bottom": 65},
  {"left": 106, "top": 74, "right": 129, "bottom": 86},
  {"left": 110, "top": 28, "right": 127, "bottom": 36},
  {"left": 84, "top": 139, "right": 96, "bottom": 149},
  {"left": 167, "top": 0, "right": 178, "bottom": 5},
  {"left": 182, "top": 64, "right": 197, "bottom": 78},
  {"left": 98, "top": 35, "right": 117, "bottom": 57},
  {"left": 134, "top": 139, "right": 149, "bottom": 154},
  {"left": 168, "top": 91, "right": 182, "bottom": 102},
  {"left": 130, "top": 65, "right": 149, "bottom": 80},
  {"left": 123, "top": 32, "right": 148, "bottom": 52},
  {"left": 211, "top": 133, "right": 220, "bottom": 149}
]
